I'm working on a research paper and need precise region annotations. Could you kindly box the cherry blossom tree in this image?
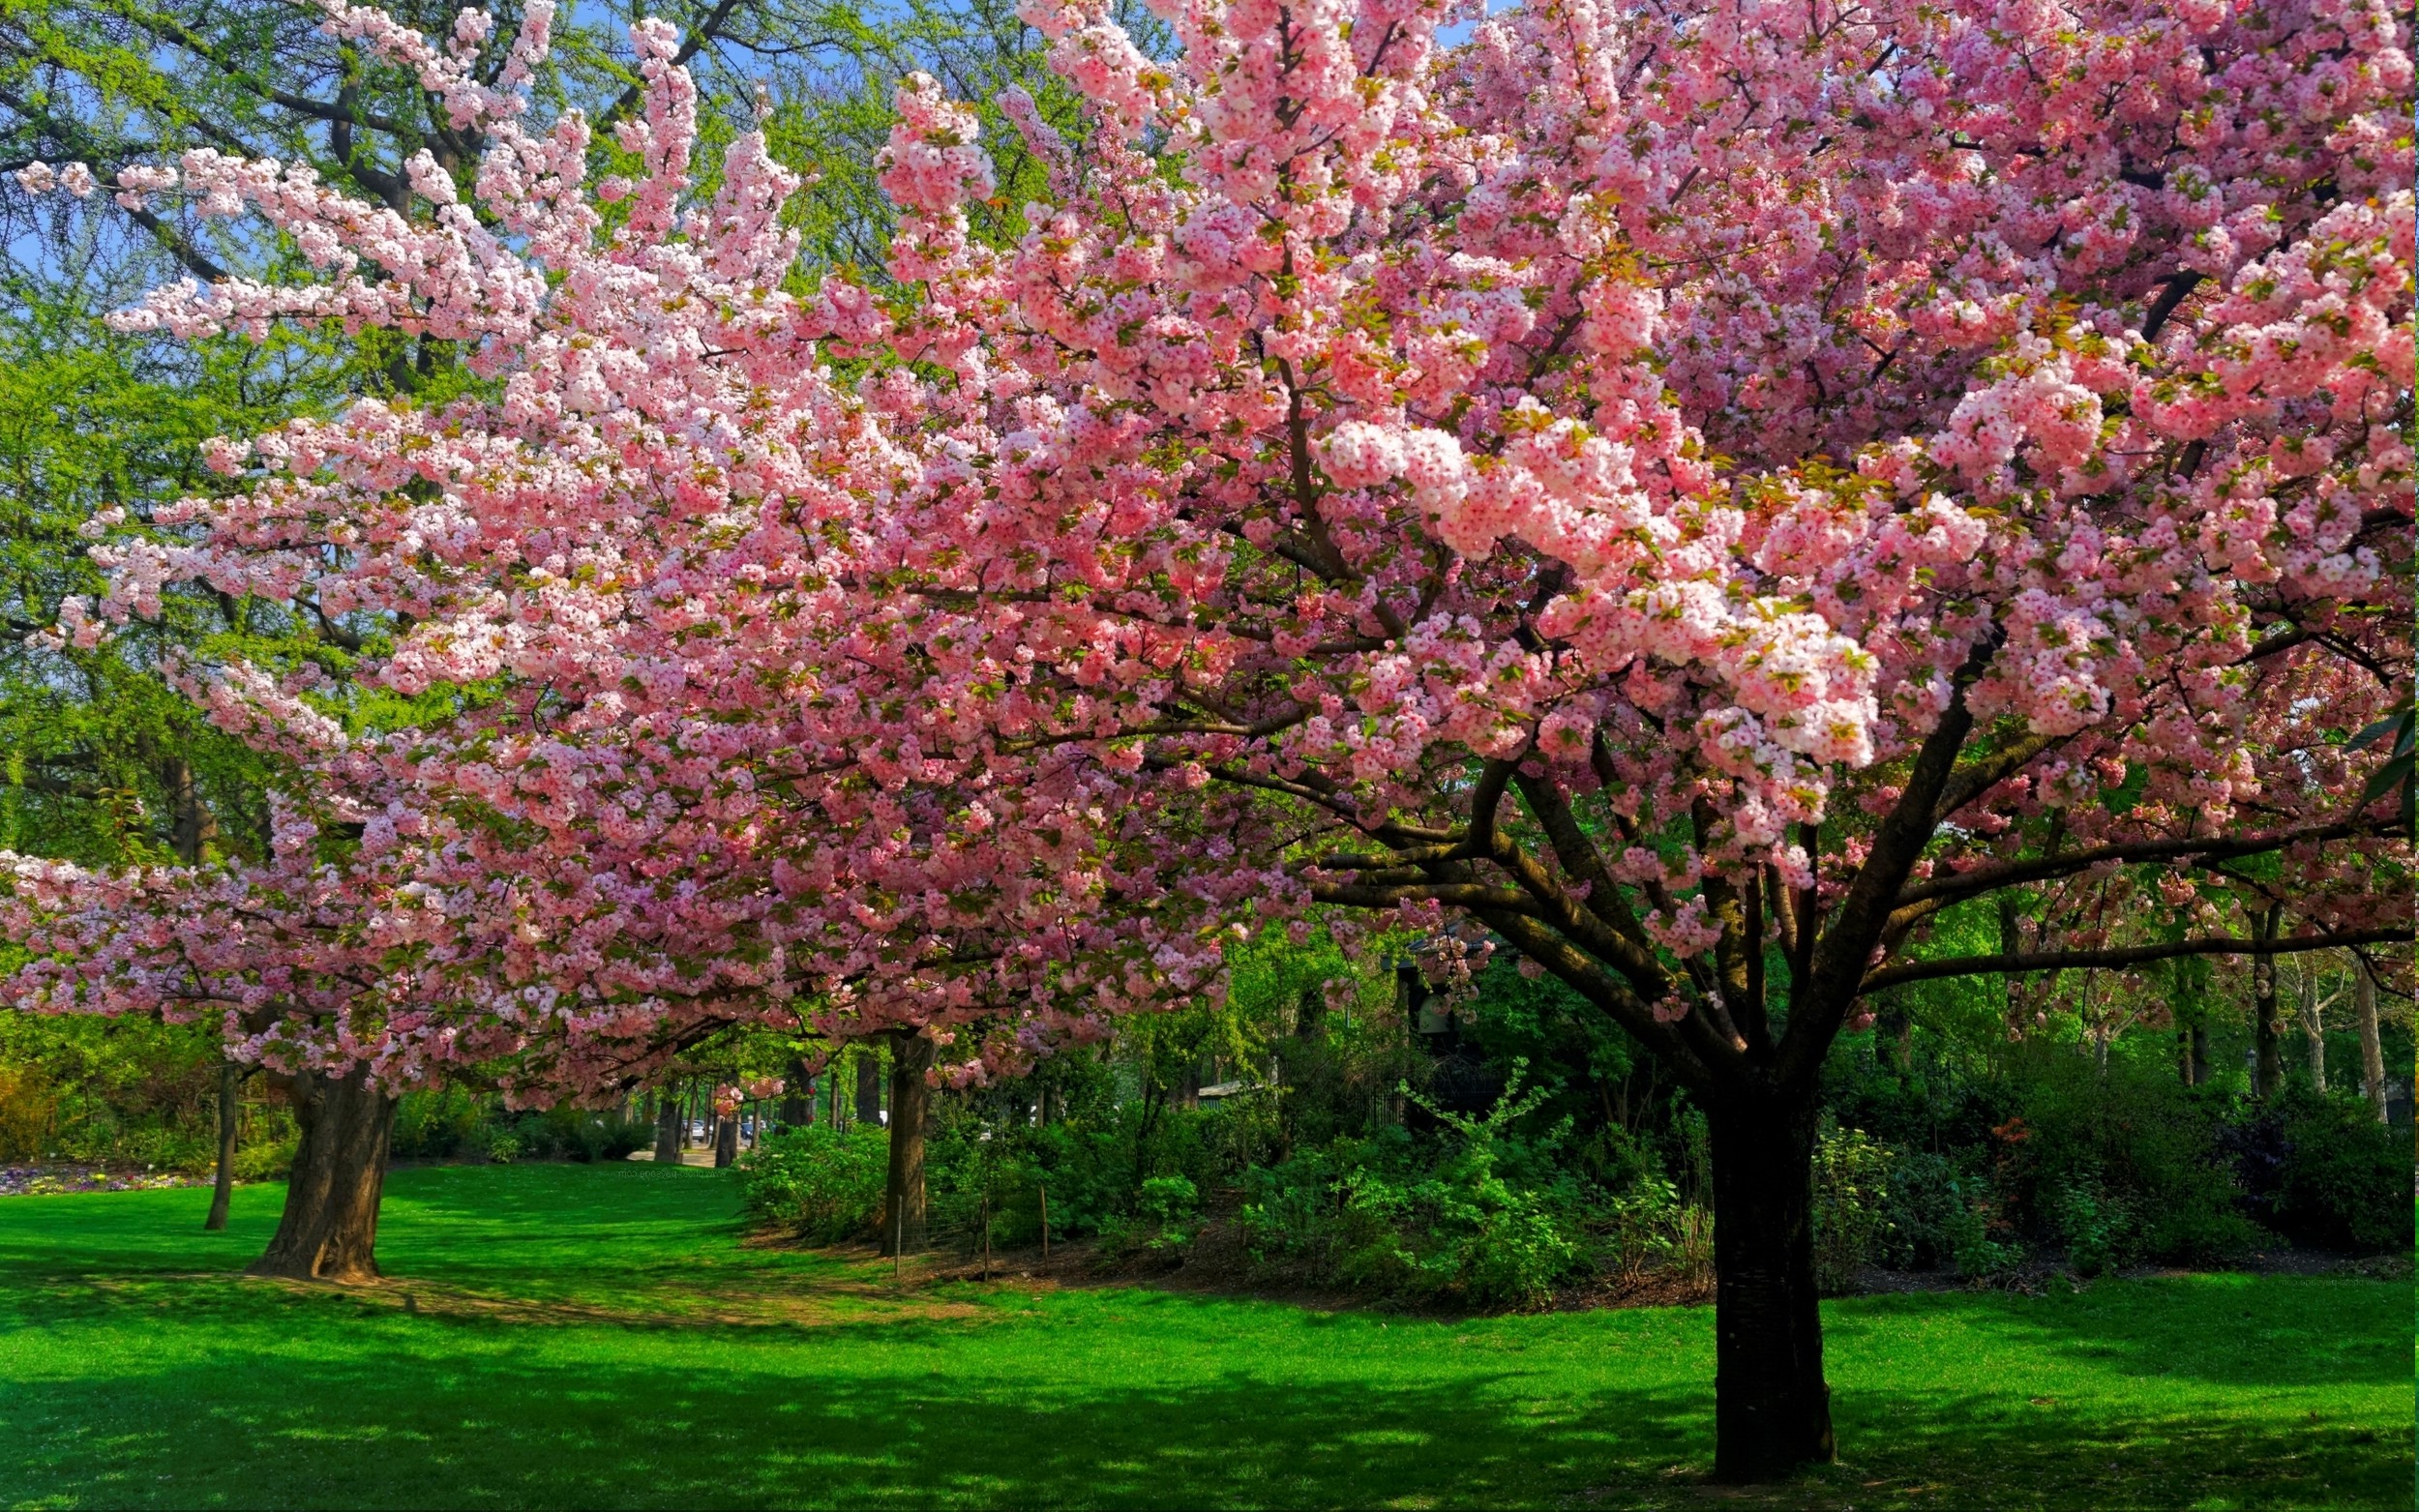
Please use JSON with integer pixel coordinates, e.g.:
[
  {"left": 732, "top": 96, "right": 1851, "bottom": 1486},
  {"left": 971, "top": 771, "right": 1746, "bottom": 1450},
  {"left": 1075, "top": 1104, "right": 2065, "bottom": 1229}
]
[
  {"left": 791, "top": 0, "right": 2412, "bottom": 1477},
  {"left": 3, "top": 0, "right": 1216, "bottom": 1268},
  {"left": 9, "top": 0, "right": 2410, "bottom": 1480}
]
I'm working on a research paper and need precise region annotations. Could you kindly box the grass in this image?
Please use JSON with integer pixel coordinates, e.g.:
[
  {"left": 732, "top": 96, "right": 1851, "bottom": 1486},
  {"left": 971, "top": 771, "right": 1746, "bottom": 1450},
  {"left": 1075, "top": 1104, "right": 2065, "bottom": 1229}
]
[{"left": 0, "top": 1164, "right": 2407, "bottom": 1510}]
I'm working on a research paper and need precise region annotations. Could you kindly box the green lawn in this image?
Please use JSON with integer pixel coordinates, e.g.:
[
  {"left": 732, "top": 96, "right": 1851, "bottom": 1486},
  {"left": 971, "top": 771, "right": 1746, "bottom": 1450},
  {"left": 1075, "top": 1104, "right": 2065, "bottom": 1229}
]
[{"left": 0, "top": 1165, "right": 2406, "bottom": 1510}]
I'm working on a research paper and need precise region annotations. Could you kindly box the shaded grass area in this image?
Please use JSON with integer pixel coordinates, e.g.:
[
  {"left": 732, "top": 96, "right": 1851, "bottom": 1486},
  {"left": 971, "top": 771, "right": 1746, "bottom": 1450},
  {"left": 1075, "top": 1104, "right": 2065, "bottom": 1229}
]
[{"left": 0, "top": 1165, "right": 2406, "bottom": 1510}]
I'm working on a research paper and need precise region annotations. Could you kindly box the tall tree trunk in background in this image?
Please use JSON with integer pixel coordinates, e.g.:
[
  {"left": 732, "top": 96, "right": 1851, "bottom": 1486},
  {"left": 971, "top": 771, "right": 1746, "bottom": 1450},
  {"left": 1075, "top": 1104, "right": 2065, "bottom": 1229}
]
[
  {"left": 653, "top": 1086, "right": 683, "bottom": 1164},
  {"left": 204, "top": 1060, "right": 240, "bottom": 1230},
  {"left": 167, "top": 756, "right": 244, "bottom": 1232},
  {"left": 780, "top": 1058, "right": 811, "bottom": 1128},
  {"left": 1997, "top": 893, "right": 2022, "bottom": 1023},
  {"left": 1709, "top": 1094, "right": 1834, "bottom": 1482},
  {"left": 2297, "top": 964, "right": 2327, "bottom": 1093},
  {"left": 2252, "top": 906, "right": 2283, "bottom": 1097},
  {"left": 2353, "top": 955, "right": 2388, "bottom": 1123},
  {"left": 856, "top": 1048, "right": 883, "bottom": 1127},
  {"left": 714, "top": 1112, "right": 739, "bottom": 1168},
  {"left": 2190, "top": 1023, "right": 2210, "bottom": 1086},
  {"left": 880, "top": 1032, "right": 936, "bottom": 1257},
  {"left": 249, "top": 1067, "right": 397, "bottom": 1283}
]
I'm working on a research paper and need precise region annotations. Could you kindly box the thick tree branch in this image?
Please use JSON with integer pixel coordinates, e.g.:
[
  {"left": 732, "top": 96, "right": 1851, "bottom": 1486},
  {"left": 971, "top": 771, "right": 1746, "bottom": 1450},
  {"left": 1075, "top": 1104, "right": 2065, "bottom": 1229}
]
[
  {"left": 1860, "top": 926, "right": 2415, "bottom": 994},
  {"left": 1783, "top": 637, "right": 1996, "bottom": 1081},
  {"left": 1894, "top": 818, "right": 2393, "bottom": 912}
]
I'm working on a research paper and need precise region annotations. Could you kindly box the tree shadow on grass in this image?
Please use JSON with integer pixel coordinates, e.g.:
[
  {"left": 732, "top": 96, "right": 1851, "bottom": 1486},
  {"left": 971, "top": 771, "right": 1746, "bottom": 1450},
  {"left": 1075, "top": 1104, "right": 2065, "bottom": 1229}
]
[
  {"left": 1825, "top": 1276, "right": 2411, "bottom": 1389},
  {"left": 5, "top": 1332, "right": 2408, "bottom": 1512}
]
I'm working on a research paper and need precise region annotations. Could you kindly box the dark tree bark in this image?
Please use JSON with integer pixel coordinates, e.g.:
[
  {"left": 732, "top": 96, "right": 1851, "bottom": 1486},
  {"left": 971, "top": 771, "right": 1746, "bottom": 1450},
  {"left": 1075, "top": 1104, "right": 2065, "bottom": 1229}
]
[
  {"left": 880, "top": 1032, "right": 936, "bottom": 1257},
  {"left": 780, "top": 1057, "right": 812, "bottom": 1127},
  {"left": 248, "top": 1067, "right": 397, "bottom": 1284},
  {"left": 203, "top": 1059, "right": 240, "bottom": 1230},
  {"left": 2253, "top": 906, "right": 2283, "bottom": 1096},
  {"left": 653, "top": 1086, "right": 684, "bottom": 1164},
  {"left": 855, "top": 1048, "right": 883, "bottom": 1126},
  {"left": 1709, "top": 1095, "right": 1834, "bottom": 1482},
  {"left": 714, "top": 1111, "right": 740, "bottom": 1168}
]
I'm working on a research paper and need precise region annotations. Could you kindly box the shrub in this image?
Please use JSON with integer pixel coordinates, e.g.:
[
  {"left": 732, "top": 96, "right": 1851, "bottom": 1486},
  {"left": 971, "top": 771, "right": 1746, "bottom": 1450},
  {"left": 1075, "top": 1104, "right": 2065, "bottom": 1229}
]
[
  {"left": 2007, "top": 1049, "right": 2252, "bottom": 1265},
  {"left": 233, "top": 1136, "right": 296, "bottom": 1182},
  {"left": 1102, "top": 1173, "right": 1205, "bottom": 1260},
  {"left": 392, "top": 1087, "right": 488, "bottom": 1161},
  {"left": 1590, "top": 1173, "right": 1713, "bottom": 1290},
  {"left": 740, "top": 1124, "right": 889, "bottom": 1241},
  {"left": 1880, "top": 1149, "right": 2018, "bottom": 1276},
  {"left": 1239, "top": 1062, "right": 1589, "bottom": 1308},
  {"left": 2249, "top": 1086, "right": 2415, "bottom": 1252},
  {"left": 1811, "top": 1119, "right": 1895, "bottom": 1292},
  {"left": 0, "top": 1065, "right": 56, "bottom": 1161},
  {"left": 2046, "top": 1167, "right": 2138, "bottom": 1277}
]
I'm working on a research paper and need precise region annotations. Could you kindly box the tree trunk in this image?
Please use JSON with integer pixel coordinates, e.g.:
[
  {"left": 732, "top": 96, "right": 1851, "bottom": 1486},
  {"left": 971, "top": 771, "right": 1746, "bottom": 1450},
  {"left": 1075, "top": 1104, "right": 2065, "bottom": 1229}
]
[
  {"left": 653, "top": 1087, "right": 683, "bottom": 1164},
  {"left": 1708, "top": 1096, "right": 1835, "bottom": 1483},
  {"left": 881, "top": 1032, "right": 936, "bottom": 1257},
  {"left": 2252, "top": 907, "right": 2282, "bottom": 1096},
  {"left": 2189, "top": 1023, "right": 2210, "bottom": 1086},
  {"left": 2297, "top": 965, "right": 2326, "bottom": 1094},
  {"left": 781, "top": 1058, "right": 811, "bottom": 1128},
  {"left": 2353, "top": 955, "right": 2388, "bottom": 1124},
  {"left": 1997, "top": 892, "right": 2021, "bottom": 1023},
  {"left": 248, "top": 1068, "right": 398, "bottom": 1284},
  {"left": 856, "top": 1048, "right": 883, "bottom": 1126},
  {"left": 714, "top": 1112, "right": 740, "bottom": 1168},
  {"left": 204, "top": 1059, "right": 240, "bottom": 1230}
]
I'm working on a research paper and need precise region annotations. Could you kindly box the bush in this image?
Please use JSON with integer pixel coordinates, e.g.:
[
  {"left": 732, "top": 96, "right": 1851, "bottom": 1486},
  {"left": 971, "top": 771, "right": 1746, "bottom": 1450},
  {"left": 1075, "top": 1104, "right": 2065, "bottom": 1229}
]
[
  {"left": 1811, "top": 1119, "right": 1894, "bottom": 1292},
  {"left": 2242, "top": 1087, "right": 2415, "bottom": 1252},
  {"left": 391, "top": 1091, "right": 648, "bottom": 1166},
  {"left": 0, "top": 1065, "right": 56, "bottom": 1161},
  {"left": 1594, "top": 1174, "right": 1702, "bottom": 1286},
  {"left": 1102, "top": 1173, "right": 1205, "bottom": 1260},
  {"left": 233, "top": 1136, "right": 296, "bottom": 1182},
  {"left": 2006, "top": 1049, "right": 2253, "bottom": 1265},
  {"left": 740, "top": 1124, "right": 889, "bottom": 1241},
  {"left": 1239, "top": 1062, "right": 1588, "bottom": 1308},
  {"left": 392, "top": 1088, "right": 488, "bottom": 1162},
  {"left": 1880, "top": 1149, "right": 2009, "bottom": 1274},
  {"left": 2046, "top": 1167, "right": 2138, "bottom": 1277}
]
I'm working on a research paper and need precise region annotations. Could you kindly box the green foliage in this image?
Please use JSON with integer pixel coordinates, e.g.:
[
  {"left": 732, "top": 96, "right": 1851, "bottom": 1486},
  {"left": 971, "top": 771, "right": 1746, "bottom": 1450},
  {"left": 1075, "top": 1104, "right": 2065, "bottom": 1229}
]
[
  {"left": 389, "top": 1090, "right": 649, "bottom": 1168},
  {"left": 1101, "top": 1173, "right": 1205, "bottom": 1260},
  {"left": 740, "top": 1123, "right": 890, "bottom": 1241},
  {"left": 390, "top": 1088, "right": 490, "bottom": 1163},
  {"left": 1239, "top": 1063, "right": 1590, "bottom": 1307},
  {"left": 2046, "top": 1169, "right": 2137, "bottom": 1278},
  {"left": 1590, "top": 1172, "right": 1714, "bottom": 1289},
  {"left": 2003, "top": 1047, "right": 2255, "bottom": 1265},
  {"left": 2255, "top": 1086, "right": 2414, "bottom": 1253},
  {"left": 0, "top": 1013, "right": 294, "bottom": 1173},
  {"left": 1811, "top": 1118, "right": 1895, "bottom": 1292}
]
